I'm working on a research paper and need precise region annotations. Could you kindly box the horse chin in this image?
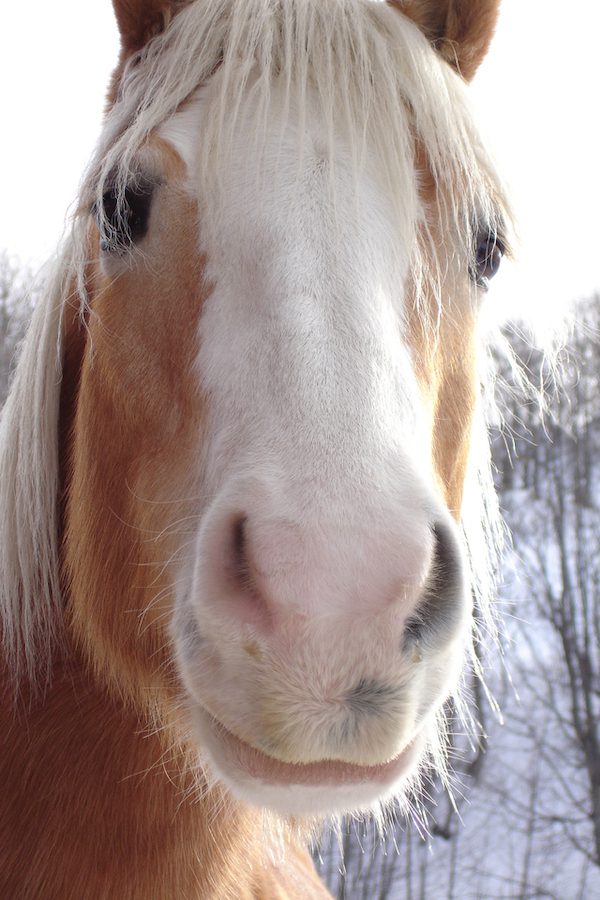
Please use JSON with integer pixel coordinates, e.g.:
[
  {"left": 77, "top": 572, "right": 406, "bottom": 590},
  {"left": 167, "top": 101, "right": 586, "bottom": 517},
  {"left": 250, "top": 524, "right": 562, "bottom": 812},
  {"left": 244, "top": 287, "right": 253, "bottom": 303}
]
[{"left": 190, "top": 706, "right": 425, "bottom": 817}]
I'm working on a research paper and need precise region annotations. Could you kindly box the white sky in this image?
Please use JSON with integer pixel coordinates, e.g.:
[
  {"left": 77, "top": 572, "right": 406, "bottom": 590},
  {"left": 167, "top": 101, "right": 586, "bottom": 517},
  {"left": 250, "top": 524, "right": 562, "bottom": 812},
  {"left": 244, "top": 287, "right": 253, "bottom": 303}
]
[{"left": 1, "top": 0, "right": 599, "bottom": 322}]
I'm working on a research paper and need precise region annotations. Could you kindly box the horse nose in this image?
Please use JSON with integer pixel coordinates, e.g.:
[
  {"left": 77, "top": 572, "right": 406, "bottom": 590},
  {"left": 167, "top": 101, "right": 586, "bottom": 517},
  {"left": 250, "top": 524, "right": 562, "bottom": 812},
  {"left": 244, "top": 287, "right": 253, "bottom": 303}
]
[{"left": 194, "top": 504, "right": 465, "bottom": 642}]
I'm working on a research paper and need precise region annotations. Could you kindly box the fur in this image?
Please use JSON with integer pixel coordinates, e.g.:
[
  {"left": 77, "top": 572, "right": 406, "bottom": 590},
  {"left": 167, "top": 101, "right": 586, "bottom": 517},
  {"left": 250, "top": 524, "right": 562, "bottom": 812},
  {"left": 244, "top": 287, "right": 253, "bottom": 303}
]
[{"left": 0, "top": 1, "right": 507, "bottom": 896}]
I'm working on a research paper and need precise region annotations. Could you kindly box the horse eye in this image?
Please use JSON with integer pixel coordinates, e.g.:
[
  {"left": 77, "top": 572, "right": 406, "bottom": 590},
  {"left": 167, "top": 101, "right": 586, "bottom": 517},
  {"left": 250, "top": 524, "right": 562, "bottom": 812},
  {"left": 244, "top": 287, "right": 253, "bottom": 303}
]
[
  {"left": 97, "top": 179, "right": 154, "bottom": 253},
  {"left": 472, "top": 229, "right": 504, "bottom": 289}
]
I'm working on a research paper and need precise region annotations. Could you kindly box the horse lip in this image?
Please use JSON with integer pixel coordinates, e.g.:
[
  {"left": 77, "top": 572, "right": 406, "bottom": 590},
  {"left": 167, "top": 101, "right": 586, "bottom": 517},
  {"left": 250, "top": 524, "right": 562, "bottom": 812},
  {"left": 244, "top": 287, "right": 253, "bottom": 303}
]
[{"left": 204, "top": 713, "right": 422, "bottom": 788}]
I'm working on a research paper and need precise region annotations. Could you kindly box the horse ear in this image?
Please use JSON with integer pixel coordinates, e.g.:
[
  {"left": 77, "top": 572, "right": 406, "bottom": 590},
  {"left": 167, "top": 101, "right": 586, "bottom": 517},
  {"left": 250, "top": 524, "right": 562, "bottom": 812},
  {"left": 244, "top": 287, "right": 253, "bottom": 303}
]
[
  {"left": 108, "top": 0, "right": 190, "bottom": 104},
  {"left": 111, "top": 0, "right": 187, "bottom": 56},
  {"left": 391, "top": 0, "right": 501, "bottom": 81}
]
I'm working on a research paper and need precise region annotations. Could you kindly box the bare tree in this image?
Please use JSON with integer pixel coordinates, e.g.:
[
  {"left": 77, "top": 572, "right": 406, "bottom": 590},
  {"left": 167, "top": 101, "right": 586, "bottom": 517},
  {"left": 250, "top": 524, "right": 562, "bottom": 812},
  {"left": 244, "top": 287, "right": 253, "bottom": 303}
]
[{"left": 502, "top": 298, "right": 600, "bottom": 871}]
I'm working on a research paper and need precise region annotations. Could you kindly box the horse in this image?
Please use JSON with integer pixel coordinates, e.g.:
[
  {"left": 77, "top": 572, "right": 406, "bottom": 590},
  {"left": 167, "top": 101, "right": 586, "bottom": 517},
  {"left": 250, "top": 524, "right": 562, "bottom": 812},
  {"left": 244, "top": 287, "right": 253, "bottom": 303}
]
[{"left": 0, "top": 1, "right": 509, "bottom": 896}]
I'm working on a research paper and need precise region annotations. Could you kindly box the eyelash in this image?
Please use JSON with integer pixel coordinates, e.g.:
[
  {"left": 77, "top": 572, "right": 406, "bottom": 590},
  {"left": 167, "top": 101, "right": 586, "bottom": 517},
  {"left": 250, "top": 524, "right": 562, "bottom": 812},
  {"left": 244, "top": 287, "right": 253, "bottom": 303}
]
[
  {"left": 95, "top": 179, "right": 155, "bottom": 253},
  {"left": 472, "top": 228, "right": 506, "bottom": 288}
]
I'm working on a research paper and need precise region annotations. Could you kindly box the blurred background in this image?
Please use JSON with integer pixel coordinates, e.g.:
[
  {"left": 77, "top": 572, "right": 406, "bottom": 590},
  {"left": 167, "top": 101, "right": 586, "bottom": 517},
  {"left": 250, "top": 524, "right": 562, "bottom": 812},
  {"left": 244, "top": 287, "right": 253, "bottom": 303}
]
[{"left": 1, "top": 2, "right": 599, "bottom": 897}]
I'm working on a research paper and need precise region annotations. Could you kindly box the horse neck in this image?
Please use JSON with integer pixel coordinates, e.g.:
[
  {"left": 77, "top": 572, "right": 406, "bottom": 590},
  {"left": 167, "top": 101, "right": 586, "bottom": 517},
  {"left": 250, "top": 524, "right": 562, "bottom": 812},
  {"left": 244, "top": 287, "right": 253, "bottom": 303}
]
[{"left": 0, "top": 648, "right": 327, "bottom": 899}]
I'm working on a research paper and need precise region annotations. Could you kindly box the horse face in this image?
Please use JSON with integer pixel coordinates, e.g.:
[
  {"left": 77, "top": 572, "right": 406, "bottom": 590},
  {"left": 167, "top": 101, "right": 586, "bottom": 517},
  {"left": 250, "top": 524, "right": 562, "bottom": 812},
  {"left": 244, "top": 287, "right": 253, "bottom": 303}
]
[{"left": 67, "top": 0, "right": 504, "bottom": 817}]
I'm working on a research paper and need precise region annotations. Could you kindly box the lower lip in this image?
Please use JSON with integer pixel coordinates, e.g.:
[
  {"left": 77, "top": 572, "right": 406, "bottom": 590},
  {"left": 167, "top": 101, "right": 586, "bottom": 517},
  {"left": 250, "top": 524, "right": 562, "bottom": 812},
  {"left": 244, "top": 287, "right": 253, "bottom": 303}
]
[{"left": 206, "top": 716, "right": 421, "bottom": 788}]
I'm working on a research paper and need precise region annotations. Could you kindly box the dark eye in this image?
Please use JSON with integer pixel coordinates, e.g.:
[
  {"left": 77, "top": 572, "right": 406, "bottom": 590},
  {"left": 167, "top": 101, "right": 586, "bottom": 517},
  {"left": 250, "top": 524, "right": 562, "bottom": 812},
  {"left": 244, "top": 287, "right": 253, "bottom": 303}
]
[
  {"left": 472, "top": 228, "right": 505, "bottom": 289},
  {"left": 97, "top": 178, "right": 154, "bottom": 253}
]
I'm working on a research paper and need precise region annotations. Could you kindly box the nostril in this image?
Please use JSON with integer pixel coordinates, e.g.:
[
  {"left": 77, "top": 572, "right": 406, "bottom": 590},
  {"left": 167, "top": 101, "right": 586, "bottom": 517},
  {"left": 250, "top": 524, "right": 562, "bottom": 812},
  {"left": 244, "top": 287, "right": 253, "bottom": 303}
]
[
  {"left": 230, "top": 516, "right": 251, "bottom": 590},
  {"left": 430, "top": 521, "right": 462, "bottom": 597},
  {"left": 402, "top": 520, "right": 466, "bottom": 651},
  {"left": 222, "top": 515, "right": 273, "bottom": 630}
]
